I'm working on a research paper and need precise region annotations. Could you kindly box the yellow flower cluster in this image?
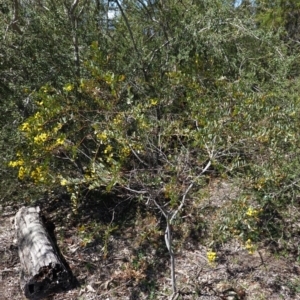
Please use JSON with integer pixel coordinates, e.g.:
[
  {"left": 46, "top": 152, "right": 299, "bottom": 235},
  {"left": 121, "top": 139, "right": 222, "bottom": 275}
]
[
  {"left": 207, "top": 250, "right": 217, "bottom": 265},
  {"left": 150, "top": 98, "right": 158, "bottom": 106},
  {"left": 104, "top": 145, "right": 112, "bottom": 154},
  {"left": 113, "top": 113, "right": 123, "bottom": 125},
  {"left": 31, "top": 166, "right": 45, "bottom": 183},
  {"left": 18, "top": 166, "right": 26, "bottom": 180},
  {"left": 246, "top": 207, "right": 261, "bottom": 218},
  {"left": 34, "top": 112, "right": 41, "bottom": 120},
  {"left": 63, "top": 83, "right": 74, "bottom": 92},
  {"left": 8, "top": 159, "right": 28, "bottom": 180},
  {"left": 41, "top": 86, "right": 49, "bottom": 93},
  {"left": 20, "top": 122, "right": 30, "bottom": 132},
  {"left": 8, "top": 159, "right": 24, "bottom": 167},
  {"left": 101, "top": 144, "right": 113, "bottom": 162},
  {"left": 56, "top": 137, "right": 65, "bottom": 145},
  {"left": 245, "top": 239, "right": 254, "bottom": 254},
  {"left": 255, "top": 177, "right": 267, "bottom": 190},
  {"left": 34, "top": 133, "right": 48, "bottom": 144},
  {"left": 134, "top": 143, "right": 143, "bottom": 153},
  {"left": 121, "top": 147, "right": 131, "bottom": 157},
  {"left": 96, "top": 132, "right": 108, "bottom": 142},
  {"left": 53, "top": 123, "right": 63, "bottom": 134},
  {"left": 60, "top": 178, "right": 68, "bottom": 186}
]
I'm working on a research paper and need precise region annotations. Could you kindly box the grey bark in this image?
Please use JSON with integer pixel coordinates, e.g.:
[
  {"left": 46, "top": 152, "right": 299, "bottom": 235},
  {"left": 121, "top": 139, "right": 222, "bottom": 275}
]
[{"left": 15, "top": 206, "right": 72, "bottom": 299}]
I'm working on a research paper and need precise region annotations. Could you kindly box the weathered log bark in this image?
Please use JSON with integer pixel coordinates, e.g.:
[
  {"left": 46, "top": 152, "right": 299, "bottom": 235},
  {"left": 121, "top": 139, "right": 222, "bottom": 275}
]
[{"left": 15, "top": 206, "right": 72, "bottom": 299}]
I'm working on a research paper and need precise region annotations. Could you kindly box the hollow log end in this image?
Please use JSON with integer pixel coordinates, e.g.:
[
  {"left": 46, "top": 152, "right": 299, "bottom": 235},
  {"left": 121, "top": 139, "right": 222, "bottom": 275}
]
[{"left": 23, "top": 262, "right": 72, "bottom": 299}]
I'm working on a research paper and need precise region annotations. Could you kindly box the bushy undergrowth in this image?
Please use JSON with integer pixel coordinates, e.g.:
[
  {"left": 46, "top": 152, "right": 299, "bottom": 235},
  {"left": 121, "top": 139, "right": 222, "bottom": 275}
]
[{"left": 3, "top": 0, "right": 300, "bottom": 294}]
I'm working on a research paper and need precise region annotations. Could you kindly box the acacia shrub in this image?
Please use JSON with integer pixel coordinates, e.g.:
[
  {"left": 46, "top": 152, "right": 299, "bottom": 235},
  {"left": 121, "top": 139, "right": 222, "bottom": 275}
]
[{"left": 7, "top": 0, "right": 300, "bottom": 252}]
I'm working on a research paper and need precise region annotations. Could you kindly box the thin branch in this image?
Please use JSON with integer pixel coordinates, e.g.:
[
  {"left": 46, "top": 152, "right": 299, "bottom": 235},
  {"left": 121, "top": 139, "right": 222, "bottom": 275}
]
[
  {"left": 11, "top": 0, "right": 23, "bottom": 34},
  {"left": 128, "top": 143, "right": 150, "bottom": 167},
  {"left": 229, "top": 21, "right": 260, "bottom": 40},
  {"left": 70, "top": 0, "right": 80, "bottom": 15},
  {"left": 152, "top": 197, "right": 168, "bottom": 219},
  {"left": 78, "top": 0, "right": 89, "bottom": 18},
  {"left": 114, "top": 0, "right": 139, "bottom": 57},
  {"left": 114, "top": 0, "right": 148, "bottom": 80},
  {"left": 146, "top": 38, "right": 173, "bottom": 69},
  {"left": 123, "top": 186, "right": 148, "bottom": 194},
  {"left": 170, "top": 160, "right": 211, "bottom": 224}
]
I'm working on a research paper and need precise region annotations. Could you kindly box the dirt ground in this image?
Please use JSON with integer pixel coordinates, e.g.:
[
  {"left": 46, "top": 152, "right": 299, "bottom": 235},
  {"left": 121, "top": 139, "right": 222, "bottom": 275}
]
[{"left": 1, "top": 182, "right": 300, "bottom": 300}]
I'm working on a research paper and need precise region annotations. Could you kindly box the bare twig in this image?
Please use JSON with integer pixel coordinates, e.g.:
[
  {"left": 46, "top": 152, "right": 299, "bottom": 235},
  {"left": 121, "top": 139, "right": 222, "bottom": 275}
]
[
  {"left": 69, "top": 0, "right": 80, "bottom": 15},
  {"left": 229, "top": 21, "right": 260, "bottom": 40},
  {"left": 170, "top": 160, "right": 211, "bottom": 224},
  {"left": 114, "top": 2, "right": 140, "bottom": 55},
  {"left": 123, "top": 186, "right": 148, "bottom": 194},
  {"left": 115, "top": 0, "right": 149, "bottom": 81},
  {"left": 11, "top": 0, "right": 23, "bottom": 34},
  {"left": 127, "top": 141, "right": 150, "bottom": 167}
]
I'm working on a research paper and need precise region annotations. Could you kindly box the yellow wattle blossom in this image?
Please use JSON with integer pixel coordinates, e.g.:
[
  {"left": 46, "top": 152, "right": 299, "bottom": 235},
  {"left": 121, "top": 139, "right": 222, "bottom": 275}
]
[
  {"left": 255, "top": 177, "right": 266, "bottom": 190},
  {"left": 133, "top": 143, "right": 143, "bottom": 153},
  {"left": 41, "top": 86, "right": 49, "bottom": 93},
  {"left": 246, "top": 207, "right": 260, "bottom": 218},
  {"left": 106, "top": 153, "right": 113, "bottom": 163},
  {"left": 97, "top": 132, "right": 108, "bottom": 141},
  {"left": 18, "top": 166, "right": 26, "bottom": 180},
  {"left": 60, "top": 178, "right": 68, "bottom": 186},
  {"left": 245, "top": 239, "right": 254, "bottom": 254},
  {"left": 104, "top": 145, "right": 112, "bottom": 154},
  {"left": 121, "top": 147, "right": 131, "bottom": 157},
  {"left": 53, "top": 123, "right": 63, "bottom": 133},
  {"left": 34, "top": 112, "right": 41, "bottom": 120},
  {"left": 63, "top": 83, "right": 74, "bottom": 92},
  {"left": 55, "top": 137, "right": 65, "bottom": 145},
  {"left": 31, "top": 166, "right": 45, "bottom": 183},
  {"left": 113, "top": 113, "right": 123, "bottom": 125},
  {"left": 8, "top": 159, "right": 24, "bottom": 167},
  {"left": 20, "top": 122, "right": 30, "bottom": 132},
  {"left": 84, "top": 173, "right": 92, "bottom": 181},
  {"left": 34, "top": 133, "right": 48, "bottom": 144},
  {"left": 150, "top": 98, "right": 158, "bottom": 106},
  {"left": 207, "top": 250, "right": 217, "bottom": 265}
]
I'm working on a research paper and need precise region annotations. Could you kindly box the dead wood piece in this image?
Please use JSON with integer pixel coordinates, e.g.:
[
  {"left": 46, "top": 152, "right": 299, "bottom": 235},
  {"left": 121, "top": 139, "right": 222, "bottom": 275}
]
[{"left": 15, "top": 206, "right": 72, "bottom": 299}]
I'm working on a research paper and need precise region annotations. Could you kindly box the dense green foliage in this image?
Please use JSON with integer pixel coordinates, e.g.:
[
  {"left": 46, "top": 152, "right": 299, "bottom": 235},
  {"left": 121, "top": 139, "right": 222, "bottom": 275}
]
[{"left": 2, "top": 0, "right": 300, "bottom": 292}]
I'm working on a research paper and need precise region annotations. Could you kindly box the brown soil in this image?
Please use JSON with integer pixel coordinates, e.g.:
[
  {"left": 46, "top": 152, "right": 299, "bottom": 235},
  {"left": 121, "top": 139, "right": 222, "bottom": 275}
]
[{"left": 1, "top": 182, "right": 300, "bottom": 300}]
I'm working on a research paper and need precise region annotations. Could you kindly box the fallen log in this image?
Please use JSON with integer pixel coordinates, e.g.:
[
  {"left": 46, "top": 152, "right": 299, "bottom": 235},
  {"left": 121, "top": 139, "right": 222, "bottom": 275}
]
[{"left": 15, "top": 206, "right": 72, "bottom": 299}]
